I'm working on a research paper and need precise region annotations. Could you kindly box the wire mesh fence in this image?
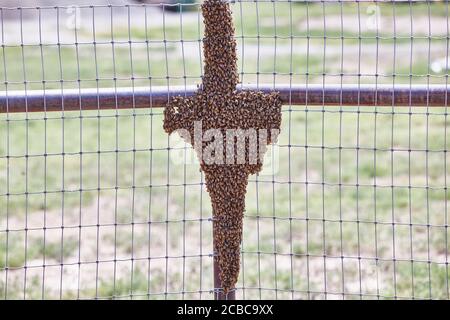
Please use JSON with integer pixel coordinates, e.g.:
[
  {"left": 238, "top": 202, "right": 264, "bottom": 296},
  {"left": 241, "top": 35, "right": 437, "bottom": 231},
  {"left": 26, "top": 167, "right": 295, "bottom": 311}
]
[{"left": 0, "top": 0, "right": 449, "bottom": 299}]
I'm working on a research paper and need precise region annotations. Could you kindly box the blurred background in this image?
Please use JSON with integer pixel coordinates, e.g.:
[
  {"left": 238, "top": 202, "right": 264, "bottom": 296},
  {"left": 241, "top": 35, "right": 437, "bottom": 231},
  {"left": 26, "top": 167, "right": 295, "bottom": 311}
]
[{"left": 1, "top": 0, "right": 450, "bottom": 300}]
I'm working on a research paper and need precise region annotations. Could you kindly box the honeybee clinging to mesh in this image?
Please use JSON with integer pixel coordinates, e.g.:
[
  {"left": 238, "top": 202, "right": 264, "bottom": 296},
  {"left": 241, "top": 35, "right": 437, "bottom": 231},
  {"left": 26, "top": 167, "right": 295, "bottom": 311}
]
[{"left": 163, "top": 0, "right": 282, "bottom": 294}]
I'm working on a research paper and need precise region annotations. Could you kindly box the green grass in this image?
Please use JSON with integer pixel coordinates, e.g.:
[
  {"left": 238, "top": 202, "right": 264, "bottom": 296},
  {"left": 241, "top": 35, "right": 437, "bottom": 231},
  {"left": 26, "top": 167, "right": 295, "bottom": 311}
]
[
  {"left": 0, "top": 232, "right": 77, "bottom": 269},
  {"left": 1, "top": 1, "right": 450, "bottom": 300},
  {"left": 1, "top": 1, "right": 448, "bottom": 91}
]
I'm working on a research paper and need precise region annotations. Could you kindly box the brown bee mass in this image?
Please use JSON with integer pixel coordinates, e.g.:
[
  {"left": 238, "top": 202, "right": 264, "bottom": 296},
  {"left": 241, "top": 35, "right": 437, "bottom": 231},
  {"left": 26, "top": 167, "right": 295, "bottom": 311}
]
[{"left": 163, "top": 0, "right": 282, "bottom": 294}]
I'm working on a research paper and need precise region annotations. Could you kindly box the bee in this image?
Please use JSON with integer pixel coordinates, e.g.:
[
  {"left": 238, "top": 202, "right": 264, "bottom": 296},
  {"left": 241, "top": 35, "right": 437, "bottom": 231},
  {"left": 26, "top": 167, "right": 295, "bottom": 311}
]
[{"left": 163, "top": 0, "right": 282, "bottom": 295}]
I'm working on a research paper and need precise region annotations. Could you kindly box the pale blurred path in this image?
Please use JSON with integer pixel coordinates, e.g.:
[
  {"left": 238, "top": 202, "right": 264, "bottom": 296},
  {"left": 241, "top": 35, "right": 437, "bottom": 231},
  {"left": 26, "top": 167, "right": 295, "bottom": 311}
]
[{"left": 0, "top": 0, "right": 198, "bottom": 45}]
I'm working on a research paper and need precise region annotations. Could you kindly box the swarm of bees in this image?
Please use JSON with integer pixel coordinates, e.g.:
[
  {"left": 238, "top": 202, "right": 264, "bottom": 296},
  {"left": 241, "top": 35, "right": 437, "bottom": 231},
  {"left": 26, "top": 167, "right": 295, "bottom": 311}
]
[{"left": 163, "top": 0, "right": 282, "bottom": 294}]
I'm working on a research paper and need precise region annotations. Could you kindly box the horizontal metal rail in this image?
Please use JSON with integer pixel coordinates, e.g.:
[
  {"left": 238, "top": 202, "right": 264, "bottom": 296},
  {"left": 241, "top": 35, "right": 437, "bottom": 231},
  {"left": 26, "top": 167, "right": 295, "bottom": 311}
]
[{"left": 0, "top": 84, "right": 448, "bottom": 113}]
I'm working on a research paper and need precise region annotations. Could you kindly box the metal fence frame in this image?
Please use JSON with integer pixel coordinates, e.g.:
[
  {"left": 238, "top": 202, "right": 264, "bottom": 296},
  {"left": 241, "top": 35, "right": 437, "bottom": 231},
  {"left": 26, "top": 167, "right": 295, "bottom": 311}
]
[{"left": 1, "top": 85, "right": 449, "bottom": 113}]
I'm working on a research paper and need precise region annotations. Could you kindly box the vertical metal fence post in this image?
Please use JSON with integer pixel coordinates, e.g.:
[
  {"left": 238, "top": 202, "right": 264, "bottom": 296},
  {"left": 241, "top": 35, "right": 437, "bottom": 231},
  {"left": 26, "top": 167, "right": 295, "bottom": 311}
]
[{"left": 214, "top": 249, "right": 236, "bottom": 300}]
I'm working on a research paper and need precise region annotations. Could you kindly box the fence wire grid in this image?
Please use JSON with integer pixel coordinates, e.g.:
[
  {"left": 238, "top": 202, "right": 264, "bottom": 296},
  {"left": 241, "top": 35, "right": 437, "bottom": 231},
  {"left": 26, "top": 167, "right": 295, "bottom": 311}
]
[{"left": 0, "top": 0, "right": 449, "bottom": 300}]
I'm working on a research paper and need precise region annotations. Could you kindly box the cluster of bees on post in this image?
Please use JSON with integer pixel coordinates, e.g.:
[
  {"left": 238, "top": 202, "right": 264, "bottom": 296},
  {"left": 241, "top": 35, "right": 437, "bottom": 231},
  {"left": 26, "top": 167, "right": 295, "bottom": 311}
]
[{"left": 163, "top": 0, "right": 282, "bottom": 294}]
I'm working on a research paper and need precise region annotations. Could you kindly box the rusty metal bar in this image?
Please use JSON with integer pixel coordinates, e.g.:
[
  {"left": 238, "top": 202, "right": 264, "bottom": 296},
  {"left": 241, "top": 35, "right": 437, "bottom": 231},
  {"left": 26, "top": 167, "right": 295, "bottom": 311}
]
[{"left": 0, "top": 84, "right": 448, "bottom": 113}]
